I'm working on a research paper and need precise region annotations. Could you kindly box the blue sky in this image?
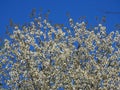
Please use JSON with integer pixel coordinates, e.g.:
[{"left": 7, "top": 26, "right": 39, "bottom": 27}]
[{"left": 0, "top": 0, "right": 120, "bottom": 40}]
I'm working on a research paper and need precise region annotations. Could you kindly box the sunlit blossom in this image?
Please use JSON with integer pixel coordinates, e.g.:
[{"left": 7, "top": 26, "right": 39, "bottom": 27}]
[{"left": 0, "top": 15, "right": 120, "bottom": 90}]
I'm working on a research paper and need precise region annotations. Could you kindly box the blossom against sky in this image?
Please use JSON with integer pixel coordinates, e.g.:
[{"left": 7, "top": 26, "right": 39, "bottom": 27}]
[
  {"left": 0, "top": 0, "right": 120, "bottom": 38},
  {"left": 0, "top": 0, "right": 120, "bottom": 89}
]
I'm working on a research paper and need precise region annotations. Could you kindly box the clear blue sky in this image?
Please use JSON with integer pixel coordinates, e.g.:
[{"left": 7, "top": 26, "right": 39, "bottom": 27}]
[{"left": 0, "top": 0, "right": 120, "bottom": 40}]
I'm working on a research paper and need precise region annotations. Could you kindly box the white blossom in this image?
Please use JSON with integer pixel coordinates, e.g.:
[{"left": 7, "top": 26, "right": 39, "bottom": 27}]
[{"left": 0, "top": 15, "right": 120, "bottom": 90}]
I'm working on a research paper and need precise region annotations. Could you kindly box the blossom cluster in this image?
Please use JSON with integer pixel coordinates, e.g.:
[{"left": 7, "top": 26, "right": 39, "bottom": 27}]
[{"left": 0, "top": 16, "right": 120, "bottom": 90}]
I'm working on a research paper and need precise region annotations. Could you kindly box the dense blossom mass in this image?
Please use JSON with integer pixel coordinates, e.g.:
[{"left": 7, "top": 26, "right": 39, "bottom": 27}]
[{"left": 0, "top": 16, "right": 120, "bottom": 90}]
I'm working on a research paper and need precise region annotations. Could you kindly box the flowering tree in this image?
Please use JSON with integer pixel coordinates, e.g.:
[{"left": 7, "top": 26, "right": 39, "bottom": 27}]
[{"left": 0, "top": 15, "right": 120, "bottom": 90}]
